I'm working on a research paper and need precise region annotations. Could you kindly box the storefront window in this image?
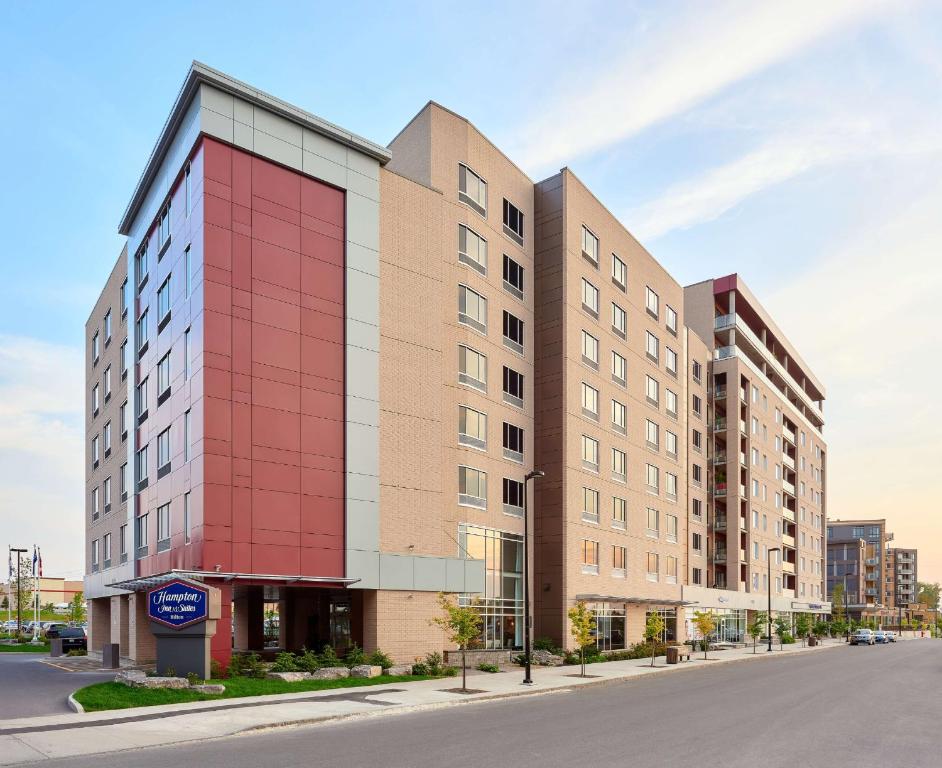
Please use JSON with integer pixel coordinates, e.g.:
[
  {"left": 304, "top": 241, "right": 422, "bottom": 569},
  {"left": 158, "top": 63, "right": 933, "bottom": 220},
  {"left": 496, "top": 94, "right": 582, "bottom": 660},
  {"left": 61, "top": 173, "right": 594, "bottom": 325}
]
[
  {"left": 645, "top": 609, "right": 677, "bottom": 642},
  {"left": 592, "top": 604, "right": 626, "bottom": 650},
  {"left": 460, "top": 524, "right": 523, "bottom": 650},
  {"left": 685, "top": 607, "right": 746, "bottom": 643}
]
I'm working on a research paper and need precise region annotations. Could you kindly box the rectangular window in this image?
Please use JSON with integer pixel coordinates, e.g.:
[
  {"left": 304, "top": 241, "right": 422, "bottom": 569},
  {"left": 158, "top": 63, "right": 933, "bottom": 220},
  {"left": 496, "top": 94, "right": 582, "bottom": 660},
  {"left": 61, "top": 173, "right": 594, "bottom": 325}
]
[
  {"left": 666, "top": 430, "right": 678, "bottom": 459},
  {"left": 184, "top": 163, "right": 191, "bottom": 213},
  {"left": 102, "top": 532, "right": 112, "bottom": 565},
  {"left": 692, "top": 393, "right": 702, "bottom": 416},
  {"left": 582, "top": 487, "right": 599, "bottom": 524},
  {"left": 581, "top": 330, "right": 599, "bottom": 368},
  {"left": 184, "top": 409, "right": 191, "bottom": 462},
  {"left": 581, "top": 435, "right": 599, "bottom": 471},
  {"left": 103, "top": 421, "right": 112, "bottom": 454},
  {"left": 157, "top": 201, "right": 171, "bottom": 252},
  {"left": 458, "top": 285, "right": 487, "bottom": 333},
  {"left": 92, "top": 539, "right": 99, "bottom": 569},
  {"left": 692, "top": 360, "right": 702, "bottom": 384},
  {"left": 611, "top": 399, "right": 627, "bottom": 434},
  {"left": 458, "top": 405, "right": 487, "bottom": 450},
  {"left": 92, "top": 383, "right": 100, "bottom": 414},
  {"left": 92, "top": 434, "right": 100, "bottom": 466},
  {"left": 666, "top": 305, "right": 678, "bottom": 334},
  {"left": 692, "top": 463, "right": 702, "bottom": 485},
  {"left": 458, "top": 466, "right": 487, "bottom": 508},
  {"left": 666, "top": 555, "right": 678, "bottom": 584},
  {"left": 611, "top": 253, "right": 627, "bottom": 289},
  {"left": 157, "top": 502, "right": 171, "bottom": 549},
  {"left": 692, "top": 532, "right": 703, "bottom": 553},
  {"left": 120, "top": 462, "right": 128, "bottom": 499},
  {"left": 581, "top": 382, "right": 599, "bottom": 419},
  {"left": 136, "top": 444, "right": 149, "bottom": 487},
  {"left": 666, "top": 513, "right": 678, "bottom": 542},
  {"left": 120, "top": 400, "right": 129, "bottom": 437},
  {"left": 502, "top": 254, "right": 524, "bottom": 299},
  {"left": 581, "top": 278, "right": 599, "bottom": 316},
  {"left": 120, "top": 524, "right": 128, "bottom": 560},
  {"left": 183, "top": 492, "right": 191, "bottom": 543},
  {"left": 611, "top": 351, "right": 627, "bottom": 387},
  {"left": 135, "top": 243, "right": 148, "bottom": 288},
  {"left": 121, "top": 278, "right": 128, "bottom": 317},
  {"left": 666, "top": 473, "right": 678, "bottom": 501},
  {"left": 184, "top": 327, "right": 191, "bottom": 380},
  {"left": 502, "top": 422, "right": 524, "bottom": 462},
  {"left": 692, "top": 498, "right": 702, "bottom": 519},
  {"left": 612, "top": 497, "right": 627, "bottom": 529},
  {"left": 646, "top": 552, "right": 659, "bottom": 581},
  {"left": 104, "top": 365, "right": 112, "bottom": 400},
  {"left": 458, "top": 224, "right": 487, "bottom": 274},
  {"left": 92, "top": 331, "right": 100, "bottom": 362},
  {"left": 612, "top": 448, "right": 627, "bottom": 482},
  {"left": 693, "top": 567, "right": 703, "bottom": 585},
  {"left": 502, "top": 311, "right": 525, "bottom": 354},
  {"left": 136, "top": 513, "right": 148, "bottom": 552},
  {"left": 502, "top": 366, "right": 524, "bottom": 407},
  {"left": 459, "top": 345, "right": 487, "bottom": 392},
  {"left": 645, "top": 419, "right": 659, "bottom": 450},
  {"left": 157, "top": 352, "right": 171, "bottom": 397},
  {"left": 582, "top": 226, "right": 599, "bottom": 264},
  {"left": 104, "top": 310, "right": 112, "bottom": 342},
  {"left": 614, "top": 545, "right": 627, "bottom": 574},
  {"left": 157, "top": 427, "right": 171, "bottom": 472},
  {"left": 157, "top": 275, "right": 171, "bottom": 329},
  {"left": 645, "top": 286, "right": 659, "bottom": 318},
  {"left": 612, "top": 302, "right": 627, "bottom": 338},
  {"left": 646, "top": 464, "right": 659, "bottom": 494},
  {"left": 666, "top": 389, "right": 678, "bottom": 418},
  {"left": 120, "top": 339, "right": 128, "bottom": 376},
  {"left": 503, "top": 478, "right": 524, "bottom": 517},
  {"left": 502, "top": 198, "right": 524, "bottom": 245},
  {"left": 136, "top": 309, "right": 148, "bottom": 353},
  {"left": 103, "top": 476, "right": 112, "bottom": 509},
  {"left": 458, "top": 164, "right": 487, "bottom": 215},
  {"left": 665, "top": 347, "right": 677, "bottom": 376},
  {"left": 581, "top": 539, "right": 599, "bottom": 574},
  {"left": 185, "top": 246, "right": 192, "bottom": 297},
  {"left": 91, "top": 486, "right": 99, "bottom": 518},
  {"left": 645, "top": 375, "right": 659, "bottom": 406},
  {"left": 645, "top": 331, "right": 659, "bottom": 363}
]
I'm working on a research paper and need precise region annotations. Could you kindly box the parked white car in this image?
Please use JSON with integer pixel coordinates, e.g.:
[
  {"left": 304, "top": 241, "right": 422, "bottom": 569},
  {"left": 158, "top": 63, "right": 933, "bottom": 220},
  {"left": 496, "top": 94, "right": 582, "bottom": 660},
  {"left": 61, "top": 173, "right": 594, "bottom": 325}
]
[{"left": 851, "top": 629, "right": 875, "bottom": 646}]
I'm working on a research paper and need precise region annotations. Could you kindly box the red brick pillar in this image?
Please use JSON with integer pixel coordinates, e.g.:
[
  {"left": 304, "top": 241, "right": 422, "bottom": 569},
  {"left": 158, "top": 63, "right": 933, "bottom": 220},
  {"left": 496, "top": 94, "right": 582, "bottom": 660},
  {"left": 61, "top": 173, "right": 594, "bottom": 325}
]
[{"left": 210, "top": 583, "right": 232, "bottom": 671}]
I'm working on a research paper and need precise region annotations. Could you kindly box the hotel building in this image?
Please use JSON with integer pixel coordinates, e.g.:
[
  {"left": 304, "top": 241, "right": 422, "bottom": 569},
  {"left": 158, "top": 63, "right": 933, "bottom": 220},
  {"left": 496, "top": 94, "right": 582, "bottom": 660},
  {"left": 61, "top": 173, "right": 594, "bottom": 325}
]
[{"left": 84, "top": 62, "right": 829, "bottom": 667}]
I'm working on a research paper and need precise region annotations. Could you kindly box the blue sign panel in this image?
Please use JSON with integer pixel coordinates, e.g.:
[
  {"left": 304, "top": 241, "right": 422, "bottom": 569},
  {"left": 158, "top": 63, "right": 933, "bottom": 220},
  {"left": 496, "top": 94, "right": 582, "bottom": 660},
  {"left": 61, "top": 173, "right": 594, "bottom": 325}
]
[{"left": 148, "top": 580, "right": 209, "bottom": 629}]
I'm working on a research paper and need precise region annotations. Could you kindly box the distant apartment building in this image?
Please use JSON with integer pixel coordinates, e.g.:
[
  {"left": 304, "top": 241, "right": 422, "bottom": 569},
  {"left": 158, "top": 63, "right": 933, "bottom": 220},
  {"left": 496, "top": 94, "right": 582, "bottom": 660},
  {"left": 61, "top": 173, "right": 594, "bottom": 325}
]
[
  {"left": 684, "top": 277, "right": 829, "bottom": 641},
  {"left": 825, "top": 518, "right": 892, "bottom": 620},
  {"left": 83, "top": 62, "right": 830, "bottom": 667},
  {"left": 885, "top": 547, "right": 917, "bottom": 609}
]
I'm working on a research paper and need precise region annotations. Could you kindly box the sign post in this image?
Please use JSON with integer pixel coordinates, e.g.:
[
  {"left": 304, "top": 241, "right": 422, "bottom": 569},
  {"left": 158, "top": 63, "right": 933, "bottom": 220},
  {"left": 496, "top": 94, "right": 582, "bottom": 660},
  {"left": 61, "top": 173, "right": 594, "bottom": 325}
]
[{"left": 147, "top": 579, "right": 220, "bottom": 679}]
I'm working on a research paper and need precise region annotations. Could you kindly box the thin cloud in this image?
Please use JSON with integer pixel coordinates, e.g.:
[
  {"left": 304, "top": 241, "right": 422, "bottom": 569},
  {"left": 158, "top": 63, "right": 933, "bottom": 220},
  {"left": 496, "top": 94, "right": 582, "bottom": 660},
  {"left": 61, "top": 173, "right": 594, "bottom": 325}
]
[{"left": 510, "top": 0, "right": 893, "bottom": 172}]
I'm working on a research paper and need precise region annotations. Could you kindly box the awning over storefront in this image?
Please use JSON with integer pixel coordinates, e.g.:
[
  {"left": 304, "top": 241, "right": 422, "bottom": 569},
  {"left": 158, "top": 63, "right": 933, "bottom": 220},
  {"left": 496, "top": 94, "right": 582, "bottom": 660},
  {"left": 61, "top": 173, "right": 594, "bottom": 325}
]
[
  {"left": 106, "top": 569, "right": 360, "bottom": 592},
  {"left": 575, "top": 594, "right": 693, "bottom": 607}
]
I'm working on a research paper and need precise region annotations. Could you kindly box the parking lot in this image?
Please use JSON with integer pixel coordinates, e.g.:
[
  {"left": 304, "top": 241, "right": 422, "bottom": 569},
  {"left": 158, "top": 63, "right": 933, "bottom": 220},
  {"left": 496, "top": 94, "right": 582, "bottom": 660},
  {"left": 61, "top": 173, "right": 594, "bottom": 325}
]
[{"left": 0, "top": 654, "right": 114, "bottom": 720}]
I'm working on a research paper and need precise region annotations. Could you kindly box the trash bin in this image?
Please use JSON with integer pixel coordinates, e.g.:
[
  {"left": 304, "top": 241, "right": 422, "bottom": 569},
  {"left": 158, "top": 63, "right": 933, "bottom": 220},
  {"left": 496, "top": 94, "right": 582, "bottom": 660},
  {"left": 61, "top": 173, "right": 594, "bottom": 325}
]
[
  {"left": 50, "top": 638, "right": 64, "bottom": 657},
  {"left": 666, "top": 646, "right": 679, "bottom": 664},
  {"left": 808, "top": 635, "right": 817, "bottom": 647},
  {"left": 102, "top": 643, "right": 120, "bottom": 669}
]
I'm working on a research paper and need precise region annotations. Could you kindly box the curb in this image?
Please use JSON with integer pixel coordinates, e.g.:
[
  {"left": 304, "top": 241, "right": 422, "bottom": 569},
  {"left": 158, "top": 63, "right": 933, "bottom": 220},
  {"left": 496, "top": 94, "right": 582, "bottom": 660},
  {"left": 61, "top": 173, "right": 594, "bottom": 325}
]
[{"left": 67, "top": 693, "right": 85, "bottom": 714}]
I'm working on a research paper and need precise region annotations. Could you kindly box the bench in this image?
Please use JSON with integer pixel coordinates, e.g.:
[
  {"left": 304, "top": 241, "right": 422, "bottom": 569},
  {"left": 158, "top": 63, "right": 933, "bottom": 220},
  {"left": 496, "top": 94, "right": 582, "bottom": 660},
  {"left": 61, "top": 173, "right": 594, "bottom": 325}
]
[{"left": 666, "top": 646, "right": 692, "bottom": 664}]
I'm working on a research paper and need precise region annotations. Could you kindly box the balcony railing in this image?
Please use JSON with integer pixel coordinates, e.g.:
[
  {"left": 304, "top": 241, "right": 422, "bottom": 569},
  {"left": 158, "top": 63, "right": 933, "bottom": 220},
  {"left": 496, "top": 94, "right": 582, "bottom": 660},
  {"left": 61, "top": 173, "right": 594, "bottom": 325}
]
[
  {"left": 714, "top": 417, "right": 727, "bottom": 431},
  {"left": 783, "top": 561, "right": 796, "bottom": 574},
  {"left": 783, "top": 425, "right": 796, "bottom": 443},
  {"left": 739, "top": 483, "right": 747, "bottom": 498},
  {"left": 714, "top": 385, "right": 727, "bottom": 399},
  {"left": 783, "top": 479, "right": 795, "bottom": 496},
  {"left": 740, "top": 548, "right": 747, "bottom": 562},
  {"left": 713, "top": 516, "right": 727, "bottom": 531},
  {"left": 782, "top": 454, "right": 795, "bottom": 470},
  {"left": 783, "top": 508, "right": 795, "bottom": 521},
  {"left": 740, "top": 516, "right": 747, "bottom": 530},
  {"left": 739, "top": 419, "right": 747, "bottom": 434},
  {"left": 714, "top": 550, "right": 728, "bottom": 563},
  {"left": 713, "top": 452, "right": 727, "bottom": 465},
  {"left": 782, "top": 534, "right": 795, "bottom": 548}
]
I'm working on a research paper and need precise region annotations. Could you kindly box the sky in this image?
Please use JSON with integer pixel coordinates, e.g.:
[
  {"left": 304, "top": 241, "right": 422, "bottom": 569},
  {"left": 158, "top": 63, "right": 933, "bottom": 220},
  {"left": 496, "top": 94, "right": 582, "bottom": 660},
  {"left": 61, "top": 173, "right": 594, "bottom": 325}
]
[{"left": 1, "top": 0, "right": 940, "bottom": 585}]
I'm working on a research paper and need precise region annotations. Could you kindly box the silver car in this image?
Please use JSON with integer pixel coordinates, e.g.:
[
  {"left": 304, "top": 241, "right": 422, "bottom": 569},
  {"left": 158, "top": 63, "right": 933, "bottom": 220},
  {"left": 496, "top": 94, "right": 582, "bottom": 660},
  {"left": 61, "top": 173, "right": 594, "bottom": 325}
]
[{"left": 851, "top": 629, "right": 875, "bottom": 645}]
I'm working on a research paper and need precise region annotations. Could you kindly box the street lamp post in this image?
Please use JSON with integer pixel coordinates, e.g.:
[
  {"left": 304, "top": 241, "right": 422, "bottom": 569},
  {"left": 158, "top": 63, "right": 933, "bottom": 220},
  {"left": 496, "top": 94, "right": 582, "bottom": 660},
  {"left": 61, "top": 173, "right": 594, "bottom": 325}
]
[
  {"left": 10, "top": 548, "right": 27, "bottom": 638},
  {"left": 522, "top": 469, "right": 545, "bottom": 685},
  {"left": 767, "top": 547, "right": 781, "bottom": 652}
]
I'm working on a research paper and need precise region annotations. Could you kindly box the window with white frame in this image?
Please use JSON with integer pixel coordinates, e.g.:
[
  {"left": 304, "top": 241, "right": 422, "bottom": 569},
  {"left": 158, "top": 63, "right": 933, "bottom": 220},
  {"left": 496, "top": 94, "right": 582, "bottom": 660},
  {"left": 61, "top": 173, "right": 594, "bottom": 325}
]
[
  {"left": 458, "top": 164, "right": 487, "bottom": 215},
  {"left": 581, "top": 226, "right": 599, "bottom": 264},
  {"left": 581, "top": 435, "right": 599, "bottom": 471},
  {"left": 646, "top": 464, "right": 659, "bottom": 493},
  {"left": 646, "top": 552, "right": 659, "bottom": 581},
  {"left": 645, "top": 419, "right": 659, "bottom": 449},
  {"left": 612, "top": 253, "right": 627, "bottom": 289},
  {"left": 458, "top": 285, "right": 487, "bottom": 333},
  {"left": 665, "top": 388, "right": 678, "bottom": 418},
  {"left": 458, "top": 466, "right": 487, "bottom": 508},
  {"left": 612, "top": 496, "right": 627, "bottom": 529},
  {"left": 581, "top": 278, "right": 599, "bottom": 316},
  {"left": 582, "top": 539, "right": 600, "bottom": 574},
  {"left": 612, "top": 302, "right": 627, "bottom": 338},
  {"left": 611, "top": 351, "right": 627, "bottom": 386},
  {"left": 458, "top": 224, "right": 487, "bottom": 275},
  {"left": 645, "top": 375, "right": 659, "bottom": 406},
  {"left": 611, "top": 399, "right": 627, "bottom": 433},
  {"left": 459, "top": 345, "right": 487, "bottom": 392},
  {"left": 582, "top": 487, "right": 599, "bottom": 523},
  {"left": 458, "top": 405, "right": 488, "bottom": 450},
  {"left": 646, "top": 507, "right": 659, "bottom": 536},
  {"left": 645, "top": 286, "right": 659, "bottom": 318},
  {"left": 581, "top": 330, "right": 599, "bottom": 368},
  {"left": 581, "top": 382, "right": 599, "bottom": 419},
  {"left": 666, "top": 305, "right": 678, "bottom": 334},
  {"left": 645, "top": 331, "right": 659, "bottom": 363},
  {"left": 612, "top": 447, "right": 627, "bottom": 482}
]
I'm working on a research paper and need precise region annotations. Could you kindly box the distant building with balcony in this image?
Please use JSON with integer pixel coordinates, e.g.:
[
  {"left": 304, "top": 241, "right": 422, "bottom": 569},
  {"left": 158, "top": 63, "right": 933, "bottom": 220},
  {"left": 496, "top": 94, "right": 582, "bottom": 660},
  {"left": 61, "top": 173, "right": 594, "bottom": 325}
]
[
  {"left": 826, "top": 518, "right": 892, "bottom": 620},
  {"left": 885, "top": 547, "right": 918, "bottom": 610}
]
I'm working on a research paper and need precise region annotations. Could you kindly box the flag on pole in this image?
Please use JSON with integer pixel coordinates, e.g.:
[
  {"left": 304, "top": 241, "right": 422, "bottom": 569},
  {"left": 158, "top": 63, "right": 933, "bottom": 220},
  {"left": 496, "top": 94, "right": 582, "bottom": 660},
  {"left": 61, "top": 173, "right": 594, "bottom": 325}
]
[
  {"left": 7, "top": 547, "right": 11, "bottom": 579},
  {"left": 32, "top": 546, "right": 37, "bottom": 576},
  {"left": 37, "top": 548, "right": 42, "bottom": 579}
]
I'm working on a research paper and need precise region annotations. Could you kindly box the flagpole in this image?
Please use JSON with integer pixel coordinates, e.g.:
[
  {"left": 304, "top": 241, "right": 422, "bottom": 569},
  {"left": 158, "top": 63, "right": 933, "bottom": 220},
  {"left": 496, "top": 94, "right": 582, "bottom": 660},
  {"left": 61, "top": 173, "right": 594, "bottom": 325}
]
[
  {"left": 31, "top": 545, "right": 39, "bottom": 644},
  {"left": 6, "top": 547, "right": 11, "bottom": 631}
]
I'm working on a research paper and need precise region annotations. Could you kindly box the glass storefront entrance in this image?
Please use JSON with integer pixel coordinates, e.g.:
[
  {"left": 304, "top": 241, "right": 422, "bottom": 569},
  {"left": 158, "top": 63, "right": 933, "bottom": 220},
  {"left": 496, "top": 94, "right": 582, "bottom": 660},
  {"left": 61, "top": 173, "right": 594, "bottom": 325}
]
[
  {"left": 459, "top": 524, "right": 523, "bottom": 650},
  {"left": 685, "top": 607, "right": 746, "bottom": 643}
]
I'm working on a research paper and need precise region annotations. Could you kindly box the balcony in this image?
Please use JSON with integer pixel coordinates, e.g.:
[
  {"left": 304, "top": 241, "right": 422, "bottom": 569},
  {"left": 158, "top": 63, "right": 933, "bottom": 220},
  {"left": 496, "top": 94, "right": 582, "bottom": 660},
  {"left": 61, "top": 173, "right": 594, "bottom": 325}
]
[
  {"left": 783, "top": 479, "right": 795, "bottom": 496},
  {"left": 739, "top": 451, "right": 747, "bottom": 466},
  {"left": 782, "top": 561, "right": 796, "bottom": 575},
  {"left": 714, "top": 550, "right": 728, "bottom": 564},
  {"left": 714, "top": 417, "right": 727, "bottom": 431},
  {"left": 740, "top": 515, "right": 747, "bottom": 530},
  {"left": 865, "top": 588, "right": 878, "bottom": 597},
  {"left": 783, "top": 425, "right": 796, "bottom": 443},
  {"left": 739, "top": 419, "right": 747, "bottom": 434},
  {"left": 714, "top": 385, "right": 727, "bottom": 400},
  {"left": 782, "top": 453, "right": 795, "bottom": 470},
  {"left": 865, "top": 558, "right": 879, "bottom": 566},
  {"left": 713, "top": 516, "right": 728, "bottom": 531},
  {"left": 783, "top": 508, "right": 795, "bottom": 521},
  {"left": 739, "top": 483, "right": 747, "bottom": 498},
  {"left": 713, "top": 483, "right": 728, "bottom": 498},
  {"left": 740, "top": 548, "right": 747, "bottom": 562},
  {"left": 782, "top": 533, "right": 795, "bottom": 548}
]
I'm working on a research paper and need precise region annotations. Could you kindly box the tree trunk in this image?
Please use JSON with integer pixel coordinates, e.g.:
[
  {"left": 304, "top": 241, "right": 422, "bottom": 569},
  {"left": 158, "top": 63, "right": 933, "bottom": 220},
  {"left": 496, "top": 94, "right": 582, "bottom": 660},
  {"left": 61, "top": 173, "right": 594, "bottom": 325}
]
[
  {"left": 581, "top": 648, "right": 585, "bottom": 678},
  {"left": 650, "top": 642, "right": 655, "bottom": 667},
  {"left": 461, "top": 646, "right": 466, "bottom": 691}
]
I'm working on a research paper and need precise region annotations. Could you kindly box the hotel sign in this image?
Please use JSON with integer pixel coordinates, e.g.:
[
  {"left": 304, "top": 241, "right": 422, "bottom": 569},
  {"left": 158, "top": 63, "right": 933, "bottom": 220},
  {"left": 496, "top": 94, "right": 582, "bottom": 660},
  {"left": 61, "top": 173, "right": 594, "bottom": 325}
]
[{"left": 147, "top": 580, "right": 209, "bottom": 629}]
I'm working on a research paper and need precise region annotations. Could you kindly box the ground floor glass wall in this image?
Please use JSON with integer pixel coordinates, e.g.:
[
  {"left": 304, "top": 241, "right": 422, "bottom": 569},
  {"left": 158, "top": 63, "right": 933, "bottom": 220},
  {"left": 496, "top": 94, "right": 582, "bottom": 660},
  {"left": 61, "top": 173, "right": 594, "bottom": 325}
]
[
  {"left": 685, "top": 607, "right": 746, "bottom": 643},
  {"left": 459, "top": 524, "right": 523, "bottom": 650},
  {"left": 592, "top": 604, "right": 626, "bottom": 650}
]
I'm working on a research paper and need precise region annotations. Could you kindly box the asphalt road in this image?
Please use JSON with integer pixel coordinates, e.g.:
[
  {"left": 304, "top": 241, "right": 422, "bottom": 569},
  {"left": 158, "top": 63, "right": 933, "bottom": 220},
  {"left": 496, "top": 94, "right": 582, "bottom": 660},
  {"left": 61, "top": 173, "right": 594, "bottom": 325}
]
[
  {"left": 0, "top": 655, "right": 114, "bottom": 719},
  {"left": 26, "top": 640, "right": 942, "bottom": 768}
]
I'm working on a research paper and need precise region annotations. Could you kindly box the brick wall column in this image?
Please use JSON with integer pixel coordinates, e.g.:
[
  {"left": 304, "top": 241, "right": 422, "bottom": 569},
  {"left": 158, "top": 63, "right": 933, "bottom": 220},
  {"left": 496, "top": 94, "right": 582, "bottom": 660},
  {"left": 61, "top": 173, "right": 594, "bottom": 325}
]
[
  {"left": 127, "top": 592, "right": 156, "bottom": 662},
  {"left": 88, "top": 597, "right": 111, "bottom": 654},
  {"left": 209, "top": 584, "right": 232, "bottom": 670},
  {"left": 110, "top": 595, "right": 130, "bottom": 656}
]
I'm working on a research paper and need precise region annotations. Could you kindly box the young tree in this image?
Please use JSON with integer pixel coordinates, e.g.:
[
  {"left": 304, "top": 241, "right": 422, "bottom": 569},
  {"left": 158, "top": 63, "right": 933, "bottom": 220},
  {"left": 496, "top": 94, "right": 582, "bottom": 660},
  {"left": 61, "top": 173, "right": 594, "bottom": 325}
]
[
  {"left": 748, "top": 611, "right": 767, "bottom": 654},
  {"left": 8, "top": 554, "right": 34, "bottom": 634},
  {"left": 567, "top": 601, "right": 596, "bottom": 677},
  {"left": 774, "top": 615, "right": 790, "bottom": 649},
  {"left": 794, "top": 613, "right": 811, "bottom": 647},
  {"left": 831, "top": 583, "right": 846, "bottom": 625},
  {"left": 692, "top": 611, "right": 716, "bottom": 660},
  {"left": 916, "top": 582, "right": 940, "bottom": 610},
  {"left": 644, "top": 611, "right": 665, "bottom": 667},
  {"left": 69, "top": 592, "right": 86, "bottom": 624},
  {"left": 430, "top": 592, "right": 482, "bottom": 692}
]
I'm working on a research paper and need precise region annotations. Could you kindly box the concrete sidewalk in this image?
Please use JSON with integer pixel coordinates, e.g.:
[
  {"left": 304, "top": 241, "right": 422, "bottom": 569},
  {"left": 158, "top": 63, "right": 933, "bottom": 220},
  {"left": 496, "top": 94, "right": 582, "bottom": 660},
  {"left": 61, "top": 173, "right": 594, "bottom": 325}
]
[{"left": 0, "top": 637, "right": 902, "bottom": 765}]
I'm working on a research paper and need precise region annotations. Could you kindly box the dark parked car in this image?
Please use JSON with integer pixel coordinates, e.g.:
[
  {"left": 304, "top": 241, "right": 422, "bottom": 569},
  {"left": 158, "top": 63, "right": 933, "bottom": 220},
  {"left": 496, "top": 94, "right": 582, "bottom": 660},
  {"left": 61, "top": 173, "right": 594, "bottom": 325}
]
[
  {"left": 44, "top": 624, "right": 68, "bottom": 639},
  {"left": 58, "top": 627, "right": 87, "bottom": 652}
]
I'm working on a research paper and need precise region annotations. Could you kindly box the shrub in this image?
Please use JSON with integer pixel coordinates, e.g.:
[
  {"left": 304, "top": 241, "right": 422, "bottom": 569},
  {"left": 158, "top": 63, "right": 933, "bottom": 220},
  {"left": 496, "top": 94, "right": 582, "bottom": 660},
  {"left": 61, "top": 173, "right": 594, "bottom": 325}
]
[
  {"left": 368, "top": 649, "right": 394, "bottom": 670},
  {"left": 476, "top": 662, "right": 500, "bottom": 673},
  {"left": 66, "top": 649, "right": 87, "bottom": 657},
  {"left": 411, "top": 661, "right": 428, "bottom": 676},
  {"left": 270, "top": 651, "right": 300, "bottom": 673},
  {"left": 296, "top": 649, "right": 321, "bottom": 673},
  {"left": 228, "top": 652, "right": 265, "bottom": 678},
  {"left": 780, "top": 633, "right": 796, "bottom": 645},
  {"left": 441, "top": 665, "right": 458, "bottom": 677},
  {"left": 210, "top": 659, "right": 227, "bottom": 679},
  {"left": 423, "top": 651, "right": 445, "bottom": 676},
  {"left": 186, "top": 672, "right": 200, "bottom": 685},
  {"left": 534, "top": 637, "right": 563, "bottom": 653},
  {"left": 345, "top": 643, "right": 367, "bottom": 668},
  {"left": 318, "top": 645, "right": 340, "bottom": 667}
]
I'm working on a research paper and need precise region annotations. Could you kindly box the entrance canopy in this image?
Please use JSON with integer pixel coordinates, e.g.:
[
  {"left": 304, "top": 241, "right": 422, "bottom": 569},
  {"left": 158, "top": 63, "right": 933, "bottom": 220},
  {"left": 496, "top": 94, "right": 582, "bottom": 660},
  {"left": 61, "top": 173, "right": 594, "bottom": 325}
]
[{"left": 107, "top": 569, "right": 360, "bottom": 592}]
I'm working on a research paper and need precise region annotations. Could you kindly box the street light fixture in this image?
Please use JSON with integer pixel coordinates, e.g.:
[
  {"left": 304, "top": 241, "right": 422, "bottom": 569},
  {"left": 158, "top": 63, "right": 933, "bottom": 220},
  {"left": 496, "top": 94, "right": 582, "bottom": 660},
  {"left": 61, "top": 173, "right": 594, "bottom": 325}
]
[
  {"left": 522, "top": 469, "right": 545, "bottom": 685},
  {"left": 767, "top": 547, "right": 781, "bottom": 652}
]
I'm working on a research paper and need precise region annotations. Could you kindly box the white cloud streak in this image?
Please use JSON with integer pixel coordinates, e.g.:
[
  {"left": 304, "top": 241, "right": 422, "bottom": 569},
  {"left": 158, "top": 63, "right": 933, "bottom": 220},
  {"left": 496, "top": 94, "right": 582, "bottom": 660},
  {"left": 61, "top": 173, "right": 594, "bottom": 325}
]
[{"left": 510, "top": 0, "right": 894, "bottom": 172}]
